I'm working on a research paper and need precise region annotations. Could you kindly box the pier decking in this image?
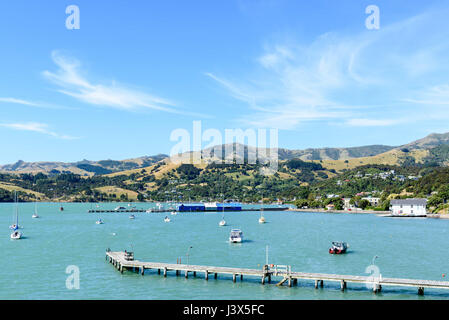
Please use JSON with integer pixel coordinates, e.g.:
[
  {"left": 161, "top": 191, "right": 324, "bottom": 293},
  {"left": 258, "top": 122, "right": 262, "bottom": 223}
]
[{"left": 105, "top": 250, "right": 449, "bottom": 296}]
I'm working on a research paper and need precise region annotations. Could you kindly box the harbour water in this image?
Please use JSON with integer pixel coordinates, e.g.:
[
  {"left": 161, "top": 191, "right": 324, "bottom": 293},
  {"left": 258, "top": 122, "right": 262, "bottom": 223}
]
[{"left": 2, "top": 202, "right": 449, "bottom": 300}]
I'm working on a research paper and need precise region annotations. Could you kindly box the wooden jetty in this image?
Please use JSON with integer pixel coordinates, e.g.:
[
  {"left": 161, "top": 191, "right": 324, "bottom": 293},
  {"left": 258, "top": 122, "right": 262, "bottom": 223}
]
[
  {"left": 105, "top": 250, "right": 449, "bottom": 296},
  {"left": 89, "top": 207, "right": 288, "bottom": 213}
]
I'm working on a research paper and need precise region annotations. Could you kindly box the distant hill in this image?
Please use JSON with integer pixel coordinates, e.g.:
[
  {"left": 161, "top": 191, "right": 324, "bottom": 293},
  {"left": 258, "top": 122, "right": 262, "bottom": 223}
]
[
  {"left": 2, "top": 132, "right": 449, "bottom": 175},
  {"left": 0, "top": 154, "right": 168, "bottom": 176}
]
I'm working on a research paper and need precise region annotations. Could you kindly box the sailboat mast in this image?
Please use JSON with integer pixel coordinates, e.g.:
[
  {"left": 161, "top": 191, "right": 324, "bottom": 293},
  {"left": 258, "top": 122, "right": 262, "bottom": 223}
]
[{"left": 15, "top": 192, "right": 18, "bottom": 226}]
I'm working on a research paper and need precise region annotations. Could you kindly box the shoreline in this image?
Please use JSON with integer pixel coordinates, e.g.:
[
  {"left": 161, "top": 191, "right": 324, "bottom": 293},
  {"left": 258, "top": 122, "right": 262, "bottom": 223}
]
[
  {"left": 289, "top": 208, "right": 449, "bottom": 219},
  {"left": 288, "top": 208, "right": 389, "bottom": 214}
]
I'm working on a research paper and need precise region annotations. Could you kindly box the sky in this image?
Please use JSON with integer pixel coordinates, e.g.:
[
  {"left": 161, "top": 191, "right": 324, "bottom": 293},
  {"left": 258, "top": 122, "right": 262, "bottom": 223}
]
[{"left": 0, "top": 0, "right": 449, "bottom": 164}]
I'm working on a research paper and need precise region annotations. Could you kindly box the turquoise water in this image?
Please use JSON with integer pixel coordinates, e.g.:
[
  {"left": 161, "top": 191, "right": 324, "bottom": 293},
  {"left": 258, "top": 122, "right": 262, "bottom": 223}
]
[{"left": 2, "top": 202, "right": 449, "bottom": 300}]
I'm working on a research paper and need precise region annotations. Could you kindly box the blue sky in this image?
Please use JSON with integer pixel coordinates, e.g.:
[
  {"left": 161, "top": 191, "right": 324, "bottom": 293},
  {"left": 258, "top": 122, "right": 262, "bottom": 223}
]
[{"left": 0, "top": 0, "right": 448, "bottom": 164}]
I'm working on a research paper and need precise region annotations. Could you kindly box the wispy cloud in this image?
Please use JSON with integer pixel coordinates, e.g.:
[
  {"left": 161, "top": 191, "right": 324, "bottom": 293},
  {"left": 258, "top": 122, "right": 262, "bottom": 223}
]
[
  {"left": 0, "top": 97, "right": 76, "bottom": 110},
  {"left": 0, "top": 122, "right": 79, "bottom": 140},
  {"left": 207, "top": 6, "right": 449, "bottom": 130},
  {"left": 344, "top": 118, "right": 402, "bottom": 127},
  {"left": 42, "top": 51, "right": 178, "bottom": 113},
  {"left": 0, "top": 97, "right": 39, "bottom": 106}
]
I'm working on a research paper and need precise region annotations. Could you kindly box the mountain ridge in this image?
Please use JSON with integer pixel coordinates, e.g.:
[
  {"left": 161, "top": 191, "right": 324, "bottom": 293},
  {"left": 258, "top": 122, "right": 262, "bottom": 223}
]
[{"left": 1, "top": 132, "right": 449, "bottom": 175}]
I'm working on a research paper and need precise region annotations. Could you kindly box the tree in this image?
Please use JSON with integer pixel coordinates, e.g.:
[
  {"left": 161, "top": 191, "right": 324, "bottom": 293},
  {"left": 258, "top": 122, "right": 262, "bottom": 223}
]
[{"left": 359, "top": 199, "right": 370, "bottom": 210}]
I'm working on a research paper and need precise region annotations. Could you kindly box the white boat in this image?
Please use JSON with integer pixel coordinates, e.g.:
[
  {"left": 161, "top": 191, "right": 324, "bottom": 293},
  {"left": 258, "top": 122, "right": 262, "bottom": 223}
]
[
  {"left": 129, "top": 214, "right": 135, "bottom": 219},
  {"left": 10, "top": 192, "right": 22, "bottom": 239},
  {"left": 219, "top": 198, "right": 226, "bottom": 226},
  {"left": 32, "top": 203, "right": 39, "bottom": 218},
  {"left": 96, "top": 219, "right": 104, "bottom": 224},
  {"left": 171, "top": 211, "right": 177, "bottom": 215},
  {"left": 146, "top": 209, "right": 153, "bottom": 213},
  {"left": 229, "top": 229, "right": 243, "bottom": 243},
  {"left": 115, "top": 206, "right": 126, "bottom": 211},
  {"left": 259, "top": 196, "right": 266, "bottom": 223},
  {"left": 164, "top": 216, "right": 171, "bottom": 223},
  {"left": 10, "top": 229, "right": 22, "bottom": 240}
]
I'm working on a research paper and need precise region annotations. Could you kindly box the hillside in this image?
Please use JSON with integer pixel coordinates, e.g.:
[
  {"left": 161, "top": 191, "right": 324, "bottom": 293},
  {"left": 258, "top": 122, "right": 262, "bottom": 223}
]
[{"left": 1, "top": 132, "right": 449, "bottom": 203}]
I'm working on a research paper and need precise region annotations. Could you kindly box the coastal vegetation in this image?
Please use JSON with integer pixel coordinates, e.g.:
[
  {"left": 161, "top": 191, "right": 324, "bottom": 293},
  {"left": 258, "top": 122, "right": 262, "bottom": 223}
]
[{"left": 2, "top": 133, "right": 449, "bottom": 213}]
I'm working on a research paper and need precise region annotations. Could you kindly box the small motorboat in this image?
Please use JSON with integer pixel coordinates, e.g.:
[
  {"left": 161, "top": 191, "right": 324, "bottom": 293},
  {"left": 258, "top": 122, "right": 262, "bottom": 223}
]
[
  {"left": 115, "top": 206, "right": 126, "bottom": 211},
  {"left": 164, "top": 216, "right": 171, "bottom": 223},
  {"left": 10, "top": 230, "right": 22, "bottom": 240},
  {"left": 146, "top": 208, "right": 153, "bottom": 213},
  {"left": 129, "top": 214, "right": 135, "bottom": 219},
  {"left": 96, "top": 219, "right": 104, "bottom": 225},
  {"left": 229, "top": 229, "right": 243, "bottom": 243},
  {"left": 258, "top": 216, "right": 266, "bottom": 224},
  {"left": 329, "top": 242, "right": 348, "bottom": 254},
  {"left": 219, "top": 219, "right": 227, "bottom": 226},
  {"left": 171, "top": 211, "right": 177, "bottom": 215}
]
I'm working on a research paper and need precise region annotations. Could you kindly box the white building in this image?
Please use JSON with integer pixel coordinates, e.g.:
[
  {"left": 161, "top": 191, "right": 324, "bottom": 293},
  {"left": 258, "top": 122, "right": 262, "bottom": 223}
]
[
  {"left": 342, "top": 198, "right": 355, "bottom": 210},
  {"left": 390, "top": 199, "right": 427, "bottom": 216},
  {"left": 362, "top": 197, "right": 380, "bottom": 207}
]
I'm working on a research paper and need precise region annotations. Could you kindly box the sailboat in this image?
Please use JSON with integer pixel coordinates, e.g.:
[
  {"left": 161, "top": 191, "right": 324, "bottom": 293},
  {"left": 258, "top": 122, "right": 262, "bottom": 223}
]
[
  {"left": 219, "top": 198, "right": 226, "bottom": 226},
  {"left": 259, "top": 196, "right": 266, "bottom": 224},
  {"left": 10, "top": 192, "right": 22, "bottom": 239},
  {"left": 32, "top": 203, "right": 39, "bottom": 218},
  {"left": 96, "top": 218, "right": 104, "bottom": 224}
]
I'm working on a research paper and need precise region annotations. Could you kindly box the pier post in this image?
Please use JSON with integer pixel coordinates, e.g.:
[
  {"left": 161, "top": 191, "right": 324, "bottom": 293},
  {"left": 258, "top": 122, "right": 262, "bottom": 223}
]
[
  {"left": 158, "top": 269, "right": 161, "bottom": 275},
  {"left": 340, "top": 280, "right": 346, "bottom": 291},
  {"left": 205, "top": 271, "right": 208, "bottom": 281},
  {"left": 288, "top": 277, "right": 292, "bottom": 287},
  {"left": 373, "top": 283, "right": 382, "bottom": 293},
  {"left": 233, "top": 274, "right": 236, "bottom": 283},
  {"left": 193, "top": 271, "right": 196, "bottom": 277},
  {"left": 261, "top": 276, "right": 265, "bottom": 285},
  {"left": 418, "top": 287, "right": 424, "bottom": 295},
  {"left": 185, "top": 270, "right": 189, "bottom": 279},
  {"left": 120, "top": 265, "right": 123, "bottom": 273},
  {"left": 140, "top": 267, "right": 144, "bottom": 275},
  {"left": 293, "top": 279, "right": 297, "bottom": 286},
  {"left": 268, "top": 274, "right": 271, "bottom": 283},
  {"left": 240, "top": 275, "right": 243, "bottom": 281},
  {"left": 315, "top": 280, "right": 319, "bottom": 289},
  {"left": 214, "top": 273, "right": 217, "bottom": 279},
  {"left": 320, "top": 280, "right": 324, "bottom": 287},
  {"left": 163, "top": 267, "right": 167, "bottom": 277},
  {"left": 176, "top": 270, "right": 179, "bottom": 276}
]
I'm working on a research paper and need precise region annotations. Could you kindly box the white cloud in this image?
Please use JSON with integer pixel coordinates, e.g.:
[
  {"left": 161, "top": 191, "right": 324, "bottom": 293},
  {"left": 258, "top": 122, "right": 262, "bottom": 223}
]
[
  {"left": 0, "top": 122, "right": 78, "bottom": 140},
  {"left": 42, "top": 51, "right": 178, "bottom": 113},
  {"left": 344, "top": 118, "right": 401, "bottom": 127},
  {"left": 207, "top": 7, "right": 449, "bottom": 130},
  {"left": 0, "top": 97, "right": 39, "bottom": 106}
]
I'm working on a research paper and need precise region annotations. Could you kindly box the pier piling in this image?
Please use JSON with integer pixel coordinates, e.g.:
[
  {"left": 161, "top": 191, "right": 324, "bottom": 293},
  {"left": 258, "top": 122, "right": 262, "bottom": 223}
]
[{"left": 106, "top": 251, "right": 449, "bottom": 296}]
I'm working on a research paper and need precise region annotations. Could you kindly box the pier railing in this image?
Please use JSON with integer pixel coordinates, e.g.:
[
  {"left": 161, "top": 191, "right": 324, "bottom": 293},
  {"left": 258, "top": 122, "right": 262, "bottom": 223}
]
[{"left": 105, "top": 250, "right": 449, "bottom": 296}]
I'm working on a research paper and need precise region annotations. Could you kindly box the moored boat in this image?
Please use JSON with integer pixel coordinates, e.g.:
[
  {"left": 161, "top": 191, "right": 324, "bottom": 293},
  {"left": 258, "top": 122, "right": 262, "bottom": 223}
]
[
  {"left": 329, "top": 242, "right": 348, "bottom": 254},
  {"left": 229, "top": 229, "right": 243, "bottom": 243}
]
